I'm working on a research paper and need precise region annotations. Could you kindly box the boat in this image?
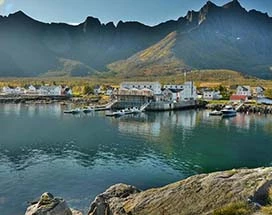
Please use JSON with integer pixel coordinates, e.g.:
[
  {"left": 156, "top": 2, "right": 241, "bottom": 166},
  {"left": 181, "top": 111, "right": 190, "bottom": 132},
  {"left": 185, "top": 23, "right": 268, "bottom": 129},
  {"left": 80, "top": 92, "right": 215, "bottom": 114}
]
[
  {"left": 221, "top": 105, "right": 237, "bottom": 117},
  {"left": 129, "top": 107, "right": 142, "bottom": 114},
  {"left": 105, "top": 110, "right": 126, "bottom": 117},
  {"left": 82, "top": 106, "right": 95, "bottom": 113},
  {"left": 105, "top": 107, "right": 141, "bottom": 117},
  {"left": 209, "top": 110, "right": 222, "bottom": 116},
  {"left": 63, "top": 108, "right": 81, "bottom": 114}
]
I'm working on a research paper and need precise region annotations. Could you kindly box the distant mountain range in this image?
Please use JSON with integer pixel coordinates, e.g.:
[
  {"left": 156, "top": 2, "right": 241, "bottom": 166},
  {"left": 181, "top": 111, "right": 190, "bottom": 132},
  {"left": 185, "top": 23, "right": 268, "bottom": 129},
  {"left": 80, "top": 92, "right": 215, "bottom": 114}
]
[{"left": 0, "top": 0, "right": 271, "bottom": 78}]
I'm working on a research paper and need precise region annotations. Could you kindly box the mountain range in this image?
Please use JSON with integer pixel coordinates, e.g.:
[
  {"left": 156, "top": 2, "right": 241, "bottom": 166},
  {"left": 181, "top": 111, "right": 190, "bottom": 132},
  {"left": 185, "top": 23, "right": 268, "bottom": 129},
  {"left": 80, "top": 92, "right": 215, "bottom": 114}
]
[{"left": 0, "top": 0, "right": 271, "bottom": 78}]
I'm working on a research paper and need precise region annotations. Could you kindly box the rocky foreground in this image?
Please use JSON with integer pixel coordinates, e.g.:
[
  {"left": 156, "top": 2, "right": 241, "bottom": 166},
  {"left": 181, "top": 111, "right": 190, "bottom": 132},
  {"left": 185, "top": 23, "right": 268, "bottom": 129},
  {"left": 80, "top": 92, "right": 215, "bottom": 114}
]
[{"left": 25, "top": 167, "right": 272, "bottom": 215}]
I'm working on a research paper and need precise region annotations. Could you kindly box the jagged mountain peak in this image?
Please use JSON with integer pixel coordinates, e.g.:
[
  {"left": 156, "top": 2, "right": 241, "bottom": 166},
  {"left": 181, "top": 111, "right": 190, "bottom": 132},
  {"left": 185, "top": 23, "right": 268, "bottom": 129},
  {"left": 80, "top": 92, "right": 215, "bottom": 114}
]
[
  {"left": 223, "top": 0, "right": 245, "bottom": 11},
  {"left": 7, "top": 10, "right": 35, "bottom": 22},
  {"left": 9, "top": 10, "right": 27, "bottom": 17},
  {"left": 0, "top": 0, "right": 271, "bottom": 78},
  {"left": 204, "top": 1, "right": 218, "bottom": 9},
  {"left": 84, "top": 16, "right": 101, "bottom": 26}
]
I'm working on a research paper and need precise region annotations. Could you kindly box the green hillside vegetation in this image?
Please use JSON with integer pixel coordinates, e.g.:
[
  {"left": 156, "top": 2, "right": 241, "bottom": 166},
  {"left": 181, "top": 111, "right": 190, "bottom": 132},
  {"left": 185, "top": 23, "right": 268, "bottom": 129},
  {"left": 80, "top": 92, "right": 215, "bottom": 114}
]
[
  {"left": 41, "top": 58, "right": 98, "bottom": 77},
  {"left": 108, "top": 32, "right": 189, "bottom": 77}
]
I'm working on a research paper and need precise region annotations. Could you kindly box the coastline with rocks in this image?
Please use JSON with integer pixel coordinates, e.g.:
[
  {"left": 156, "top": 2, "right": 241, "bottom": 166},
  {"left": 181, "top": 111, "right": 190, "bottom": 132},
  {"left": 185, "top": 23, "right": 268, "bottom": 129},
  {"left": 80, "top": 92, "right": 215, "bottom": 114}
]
[
  {"left": 206, "top": 103, "right": 272, "bottom": 115},
  {"left": 25, "top": 167, "right": 272, "bottom": 215},
  {"left": 0, "top": 95, "right": 102, "bottom": 106}
]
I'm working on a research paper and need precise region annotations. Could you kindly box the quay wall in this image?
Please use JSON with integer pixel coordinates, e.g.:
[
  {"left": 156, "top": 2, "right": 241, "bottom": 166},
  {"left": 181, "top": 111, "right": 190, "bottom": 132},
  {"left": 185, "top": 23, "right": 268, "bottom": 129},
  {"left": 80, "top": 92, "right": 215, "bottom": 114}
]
[{"left": 112, "top": 100, "right": 205, "bottom": 111}]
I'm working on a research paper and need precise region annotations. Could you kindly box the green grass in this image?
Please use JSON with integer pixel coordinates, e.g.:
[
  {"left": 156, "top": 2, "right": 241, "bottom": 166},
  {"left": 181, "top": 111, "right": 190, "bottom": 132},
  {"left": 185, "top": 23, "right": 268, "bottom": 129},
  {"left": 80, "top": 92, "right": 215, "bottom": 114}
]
[{"left": 213, "top": 202, "right": 253, "bottom": 215}]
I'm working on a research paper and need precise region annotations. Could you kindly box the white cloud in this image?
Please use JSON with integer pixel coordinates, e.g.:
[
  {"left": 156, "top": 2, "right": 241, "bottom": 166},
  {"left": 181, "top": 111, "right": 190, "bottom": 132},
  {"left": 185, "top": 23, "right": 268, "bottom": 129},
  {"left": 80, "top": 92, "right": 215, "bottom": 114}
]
[{"left": 0, "top": 0, "right": 5, "bottom": 6}]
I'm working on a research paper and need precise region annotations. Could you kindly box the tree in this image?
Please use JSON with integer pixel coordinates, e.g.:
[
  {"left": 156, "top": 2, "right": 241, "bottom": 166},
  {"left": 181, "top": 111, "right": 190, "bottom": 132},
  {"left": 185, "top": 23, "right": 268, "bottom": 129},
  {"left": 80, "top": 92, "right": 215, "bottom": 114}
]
[
  {"left": 83, "top": 85, "right": 93, "bottom": 95},
  {"left": 265, "top": 89, "right": 272, "bottom": 99}
]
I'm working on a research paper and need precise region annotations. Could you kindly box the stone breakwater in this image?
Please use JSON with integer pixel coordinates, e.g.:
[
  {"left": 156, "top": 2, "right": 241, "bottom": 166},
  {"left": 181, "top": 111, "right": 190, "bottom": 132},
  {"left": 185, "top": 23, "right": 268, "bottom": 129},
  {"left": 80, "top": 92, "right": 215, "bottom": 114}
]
[
  {"left": 25, "top": 167, "right": 272, "bottom": 215},
  {"left": 0, "top": 95, "right": 71, "bottom": 104},
  {"left": 0, "top": 95, "right": 100, "bottom": 105},
  {"left": 207, "top": 103, "right": 272, "bottom": 115}
]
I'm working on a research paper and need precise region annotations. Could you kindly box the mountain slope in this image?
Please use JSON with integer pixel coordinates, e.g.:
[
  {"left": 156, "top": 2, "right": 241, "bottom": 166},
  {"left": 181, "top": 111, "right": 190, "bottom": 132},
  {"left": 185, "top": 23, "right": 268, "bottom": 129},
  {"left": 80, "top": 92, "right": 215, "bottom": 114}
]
[
  {"left": 0, "top": 0, "right": 272, "bottom": 78},
  {"left": 0, "top": 12, "right": 180, "bottom": 77},
  {"left": 108, "top": 32, "right": 189, "bottom": 77},
  {"left": 109, "top": 0, "right": 272, "bottom": 78}
]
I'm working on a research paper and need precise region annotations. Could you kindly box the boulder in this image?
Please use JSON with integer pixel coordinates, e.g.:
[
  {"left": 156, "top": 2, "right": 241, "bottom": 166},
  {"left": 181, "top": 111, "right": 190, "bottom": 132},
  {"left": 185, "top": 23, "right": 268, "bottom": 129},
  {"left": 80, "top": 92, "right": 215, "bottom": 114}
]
[
  {"left": 88, "top": 167, "right": 272, "bottom": 215},
  {"left": 88, "top": 184, "right": 141, "bottom": 215},
  {"left": 25, "top": 192, "right": 82, "bottom": 215}
]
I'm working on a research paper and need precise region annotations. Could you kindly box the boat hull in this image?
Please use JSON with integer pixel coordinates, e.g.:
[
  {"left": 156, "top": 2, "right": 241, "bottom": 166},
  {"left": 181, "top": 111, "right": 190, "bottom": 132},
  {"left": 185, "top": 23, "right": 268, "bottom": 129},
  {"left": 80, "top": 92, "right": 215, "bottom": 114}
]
[{"left": 222, "top": 111, "right": 237, "bottom": 117}]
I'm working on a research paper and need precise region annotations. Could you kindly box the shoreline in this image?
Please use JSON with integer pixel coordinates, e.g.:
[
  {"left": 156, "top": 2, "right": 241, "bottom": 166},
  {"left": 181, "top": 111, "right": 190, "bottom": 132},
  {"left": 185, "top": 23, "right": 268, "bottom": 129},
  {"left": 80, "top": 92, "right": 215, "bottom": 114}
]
[
  {"left": 0, "top": 95, "right": 101, "bottom": 105},
  {"left": 2, "top": 96, "right": 272, "bottom": 115},
  {"left": 207, "top": 102, "right": 272, "bottom": 115},
  {"left": 25, "top": 167, "right": 272, "bottom": 215}
]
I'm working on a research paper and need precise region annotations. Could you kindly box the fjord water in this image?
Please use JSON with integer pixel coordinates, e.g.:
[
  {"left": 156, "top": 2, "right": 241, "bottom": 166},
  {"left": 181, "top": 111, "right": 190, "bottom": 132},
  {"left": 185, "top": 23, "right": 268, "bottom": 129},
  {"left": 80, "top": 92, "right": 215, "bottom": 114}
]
[{"left": 1, "top": 104, "right": 272, "bottom": 214}]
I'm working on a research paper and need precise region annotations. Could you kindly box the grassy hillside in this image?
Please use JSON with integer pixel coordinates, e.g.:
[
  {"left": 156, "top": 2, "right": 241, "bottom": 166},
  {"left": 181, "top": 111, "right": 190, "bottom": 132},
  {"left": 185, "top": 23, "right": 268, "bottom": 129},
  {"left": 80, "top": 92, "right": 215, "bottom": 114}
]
[
  {"left": 108, "top": 32, "right": 189, "bottom": 77},
  {"left": 1, "top": 70, "right": 272, "bottom": 93},
  {"left": 41, "top": 58, "right": 98, "bottom": 77}
]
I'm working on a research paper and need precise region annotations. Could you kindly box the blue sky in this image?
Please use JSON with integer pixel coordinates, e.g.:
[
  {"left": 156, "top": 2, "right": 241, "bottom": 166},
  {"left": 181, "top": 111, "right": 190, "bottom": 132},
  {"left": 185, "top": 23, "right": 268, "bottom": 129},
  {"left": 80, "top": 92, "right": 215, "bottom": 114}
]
[{"left": 0, "top": 0, "right": 271, "bottom": 26}]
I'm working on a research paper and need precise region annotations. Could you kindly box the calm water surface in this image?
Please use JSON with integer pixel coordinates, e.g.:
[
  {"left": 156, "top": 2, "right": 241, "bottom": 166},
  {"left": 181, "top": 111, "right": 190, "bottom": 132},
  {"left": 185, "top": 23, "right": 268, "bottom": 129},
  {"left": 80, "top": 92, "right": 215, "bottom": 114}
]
[{"left": 0, "top": 104, "right": 272, "bottom": 214}]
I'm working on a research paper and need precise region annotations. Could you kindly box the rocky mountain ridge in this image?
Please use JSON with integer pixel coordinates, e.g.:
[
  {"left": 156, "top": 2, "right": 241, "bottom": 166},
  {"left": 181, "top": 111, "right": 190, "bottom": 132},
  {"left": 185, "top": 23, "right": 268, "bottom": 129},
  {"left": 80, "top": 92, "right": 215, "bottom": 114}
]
[{"left": 0, "top": 0, "right": 271, "bottom": 78}]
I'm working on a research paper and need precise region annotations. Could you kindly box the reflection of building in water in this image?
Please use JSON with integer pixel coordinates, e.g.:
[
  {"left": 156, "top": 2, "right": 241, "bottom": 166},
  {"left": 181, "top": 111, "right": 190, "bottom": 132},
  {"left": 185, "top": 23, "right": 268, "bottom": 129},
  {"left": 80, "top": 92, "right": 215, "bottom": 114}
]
[
  {"left": 1, "top": 104, "right": 63, "bottom": 118},
  {"left": 3, "top": 104, "right": 22, "bottom": 116},
  {"left": 117, "top": 114, "right": 161, "bottom": 137},
  {"left": 232, "top": 114, "right": 250, "bottom": 130},
  {"left": 117, "top": 111, "right": 197, "bottom": 137},
  {"left": 36, "top": 104, "right": 62, "bottom": 118},
  {"left": 164, "top": 111, "right": 197, "bottom": 129}
]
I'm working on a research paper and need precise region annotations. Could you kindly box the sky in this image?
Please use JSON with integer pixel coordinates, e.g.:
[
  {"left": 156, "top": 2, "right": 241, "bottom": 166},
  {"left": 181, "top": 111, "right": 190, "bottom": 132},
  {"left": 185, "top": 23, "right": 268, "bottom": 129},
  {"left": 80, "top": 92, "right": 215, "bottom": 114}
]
[{"left": 0, "top": 0, "right": 271, "bottom": 26}]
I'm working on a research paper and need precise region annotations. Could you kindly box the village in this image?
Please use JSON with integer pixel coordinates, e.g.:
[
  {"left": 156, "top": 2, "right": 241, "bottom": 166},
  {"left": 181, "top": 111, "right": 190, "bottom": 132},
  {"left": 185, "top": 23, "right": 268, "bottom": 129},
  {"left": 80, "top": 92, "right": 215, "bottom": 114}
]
[{"left": 0, "top": 81, "right": 271, "bottom": 112}]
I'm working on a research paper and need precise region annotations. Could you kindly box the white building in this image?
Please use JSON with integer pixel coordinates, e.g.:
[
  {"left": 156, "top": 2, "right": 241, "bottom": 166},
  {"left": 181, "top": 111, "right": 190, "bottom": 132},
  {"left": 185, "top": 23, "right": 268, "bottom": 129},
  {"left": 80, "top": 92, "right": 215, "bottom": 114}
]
[
  {"left": 39, "top": 86, "right": 62, "bottom": 96},
  {"left": 14, "top": 87, "right": 25, "bottom": 94},
  {"left": 25, "top": 85, "right": 38, "bottom": 95},
  {"left": 106, "top": 87, "right": 114, "bottom": 96},
  {"left": 2, "top": 86, "right": 15, "bottom": 94},
  {"left": 236, "top": 86, "right": 251, "bottom": 97},
  {"left": 120, "top": 82, "right": 162, "bottom": 95},
  {"left": 203, "top": 90, "right": 222, "bottom": 100},
  {"left": 180, "top": 81, "right": 197, "bottom": 101},
  {"left": 160, "top": 81, "right": 197, "bottom": 102},
  {"left": 93, "top": 85, "right": 102, "bottom": 95},
  {"left": 61, "top": 86, "right": 73, "bottom": 96},
  {"left": 163, "top": 85, "right": 183, "bottom": 90},
  {"left": 253, "top": 86, "right": 265, "bottom": 98}
]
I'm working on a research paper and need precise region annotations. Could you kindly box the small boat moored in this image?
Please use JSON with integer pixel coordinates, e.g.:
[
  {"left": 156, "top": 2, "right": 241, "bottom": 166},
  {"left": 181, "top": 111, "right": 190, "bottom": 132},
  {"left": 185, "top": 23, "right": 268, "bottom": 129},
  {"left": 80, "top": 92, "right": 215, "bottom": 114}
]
[
  {"left": 105, "top": 110, "right": 126, "bottom": 117},
  {"left": 209, "top": 110, "right": 222, "bottom": 116},
  {"left": 221, "top": 105, "right": 237, "bottom": 117},
  {"left": 63, "top": 108, "right": 81, "bottom": 114},
  {"left": 105, "top": 107, "right": 142, "bottom": 117},
  {"left": 82, "top": 106, "right": 95, "bottom": 113}
]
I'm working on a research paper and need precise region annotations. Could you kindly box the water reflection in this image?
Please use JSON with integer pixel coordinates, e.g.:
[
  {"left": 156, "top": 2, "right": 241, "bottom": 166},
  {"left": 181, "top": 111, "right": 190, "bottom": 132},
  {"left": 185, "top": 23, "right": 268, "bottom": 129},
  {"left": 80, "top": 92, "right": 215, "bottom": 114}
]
[
  {"left": 115, "top": 111, "right": 197, "bottom": 137},
  {"left": 1, "top": 104, "right": 272, "bottom": 215}
]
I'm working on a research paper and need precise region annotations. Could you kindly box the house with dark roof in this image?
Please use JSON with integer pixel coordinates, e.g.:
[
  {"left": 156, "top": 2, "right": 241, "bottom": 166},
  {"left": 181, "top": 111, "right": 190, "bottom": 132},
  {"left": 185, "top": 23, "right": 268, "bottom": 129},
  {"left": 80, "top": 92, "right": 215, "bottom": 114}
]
[
  {"left": 253, "top": 86, "right": 265, "bottom": 98},
  {"left": 236, "top": 86, "right": 251, "bottom": 97}
]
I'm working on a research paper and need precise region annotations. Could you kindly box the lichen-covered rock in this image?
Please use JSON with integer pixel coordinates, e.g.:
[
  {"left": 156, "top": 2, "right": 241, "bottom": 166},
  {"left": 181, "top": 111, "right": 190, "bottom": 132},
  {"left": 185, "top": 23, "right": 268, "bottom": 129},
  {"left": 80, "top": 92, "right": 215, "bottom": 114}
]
[
  {"left": 25, "top": 192, "right": 81, "bottom": 215},
  {"left": 88, "top": 167, "right": 272, "bottom": 215},
  {"left": 88, "top": 183, "right": 141, "bottom": 215}
]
